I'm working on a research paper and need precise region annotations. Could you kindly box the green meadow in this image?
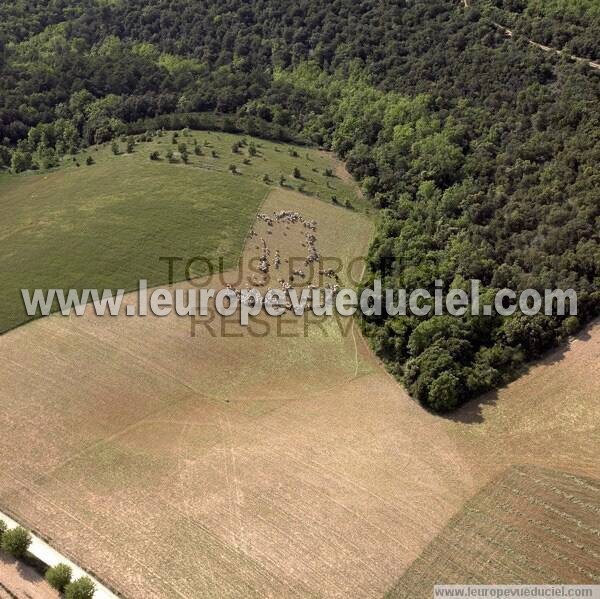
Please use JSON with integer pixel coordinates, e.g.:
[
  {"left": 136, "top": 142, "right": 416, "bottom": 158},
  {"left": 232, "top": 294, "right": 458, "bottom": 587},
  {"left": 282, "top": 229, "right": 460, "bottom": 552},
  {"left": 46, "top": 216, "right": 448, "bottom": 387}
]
[{"left": 0, "top": 131, "right": 361, "bottom": 333}]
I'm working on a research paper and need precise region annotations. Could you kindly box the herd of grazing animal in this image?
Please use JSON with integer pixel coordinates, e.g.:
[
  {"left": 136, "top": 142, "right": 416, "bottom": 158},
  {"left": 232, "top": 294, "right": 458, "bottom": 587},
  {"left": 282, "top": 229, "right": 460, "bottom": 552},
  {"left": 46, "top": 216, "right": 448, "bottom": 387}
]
[{"left": 223, "top": 210, "right": 340, "bottom": 312}]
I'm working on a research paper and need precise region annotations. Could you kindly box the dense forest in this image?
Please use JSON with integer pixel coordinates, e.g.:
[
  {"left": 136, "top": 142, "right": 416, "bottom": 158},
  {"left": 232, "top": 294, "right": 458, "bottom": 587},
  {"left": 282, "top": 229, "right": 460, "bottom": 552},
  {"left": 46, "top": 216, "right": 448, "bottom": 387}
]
[
  {"left": 1, "top": 0, "right": 599, "bottom": 411},
  {"left": 490, "top": 0, "right": 600, "bottom": 60}
]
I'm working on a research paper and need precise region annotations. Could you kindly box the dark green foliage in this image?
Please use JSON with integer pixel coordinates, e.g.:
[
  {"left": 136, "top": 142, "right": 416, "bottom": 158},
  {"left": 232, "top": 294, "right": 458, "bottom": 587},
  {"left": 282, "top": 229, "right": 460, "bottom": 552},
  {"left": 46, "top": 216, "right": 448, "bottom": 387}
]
[
  {"left": 149, "top": 150, "right": 160, "bottom": 160},
  {"left": 177, "top": 142, "right": 188, "bottom": 162},
  {"left": 11, "top": 150, "right": 32, "bottom": 173},
  {"left": 64, "top": 576, "right": 95, "bottom": 599},
  {"left": 0, "top": 145, "right": 11, "bottom": 168},
  {"left": 1, "top": 526, "right": 31, "bottom": 558},
  {"left": 493, "top": 0, "right": 600, "bottom": 60},
  {"left": 45, "top": 563, "right": 73, "bottom": 592}
]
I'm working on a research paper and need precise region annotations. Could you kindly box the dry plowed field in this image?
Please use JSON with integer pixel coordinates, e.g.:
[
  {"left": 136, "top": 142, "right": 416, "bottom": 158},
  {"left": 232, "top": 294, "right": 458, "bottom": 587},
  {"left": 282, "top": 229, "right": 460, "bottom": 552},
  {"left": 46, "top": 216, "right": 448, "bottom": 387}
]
[
  {"left": 1, "top": 188, "right": 599, "bottom": 597},
  {"left": 386, "top": 465, "right": 600, "bottom": 597}
]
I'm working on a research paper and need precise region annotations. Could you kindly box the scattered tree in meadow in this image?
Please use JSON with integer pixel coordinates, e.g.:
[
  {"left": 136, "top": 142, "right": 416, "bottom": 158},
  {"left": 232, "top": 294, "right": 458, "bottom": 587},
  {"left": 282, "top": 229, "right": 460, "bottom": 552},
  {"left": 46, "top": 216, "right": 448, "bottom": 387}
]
[{"left": 178, "top": 143, "right": 188, "bottom": 163}]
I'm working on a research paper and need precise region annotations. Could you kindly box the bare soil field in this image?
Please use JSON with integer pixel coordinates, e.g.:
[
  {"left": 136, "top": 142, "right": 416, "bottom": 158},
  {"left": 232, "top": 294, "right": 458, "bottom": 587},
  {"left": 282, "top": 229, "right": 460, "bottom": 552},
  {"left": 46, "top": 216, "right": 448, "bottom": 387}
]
[
  {"left": 0, "top": 187, "right": 599, "bottom": 598},
  {"left": 385, "top": 465, "right": 600, "bottom": 597},
  {"left": 448, "top": 320, "right": 600, "bottom": 481}
]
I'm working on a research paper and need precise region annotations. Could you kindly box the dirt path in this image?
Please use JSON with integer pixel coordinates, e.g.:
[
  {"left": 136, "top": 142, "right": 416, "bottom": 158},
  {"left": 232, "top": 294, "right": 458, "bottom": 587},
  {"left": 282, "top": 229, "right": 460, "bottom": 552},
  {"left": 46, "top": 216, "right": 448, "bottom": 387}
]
[
  {"left": 318, "top": 150, "right": 365, "bottom": 199},
  {"left": 462, "top": 0, "right": 600, "bottom": 70},
  {"left": 492, "top": 20, "right": 600, "bottom": 70}
]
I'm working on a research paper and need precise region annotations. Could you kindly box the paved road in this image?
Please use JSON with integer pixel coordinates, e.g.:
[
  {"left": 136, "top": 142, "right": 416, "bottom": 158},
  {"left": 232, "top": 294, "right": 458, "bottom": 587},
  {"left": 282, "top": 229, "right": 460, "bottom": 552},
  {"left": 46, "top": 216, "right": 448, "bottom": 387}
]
[{"left": 0, "top": 510, "right": 118, "bottom": 599}]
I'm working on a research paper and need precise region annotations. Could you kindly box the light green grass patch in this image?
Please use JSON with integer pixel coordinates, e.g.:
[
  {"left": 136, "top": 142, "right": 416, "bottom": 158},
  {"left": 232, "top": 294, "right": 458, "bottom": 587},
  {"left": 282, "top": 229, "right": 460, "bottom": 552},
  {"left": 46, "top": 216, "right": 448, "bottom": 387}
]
[{"left": 0, "top": 131, "right": 361, "bottom": 333}]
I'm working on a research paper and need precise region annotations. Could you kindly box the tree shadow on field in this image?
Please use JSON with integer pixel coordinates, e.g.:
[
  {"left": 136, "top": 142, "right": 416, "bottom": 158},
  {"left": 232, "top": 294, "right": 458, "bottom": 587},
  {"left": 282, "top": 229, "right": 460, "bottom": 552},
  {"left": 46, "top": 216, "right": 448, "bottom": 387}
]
[
  {"left": 16, "top": 559, "right": 42, "bottom": 584},
  {"left": 0, "top": 552, "right": 42, "bottom": 585},
  {"left": 447, "top": 321, "right": 596, "bottom": 425}
]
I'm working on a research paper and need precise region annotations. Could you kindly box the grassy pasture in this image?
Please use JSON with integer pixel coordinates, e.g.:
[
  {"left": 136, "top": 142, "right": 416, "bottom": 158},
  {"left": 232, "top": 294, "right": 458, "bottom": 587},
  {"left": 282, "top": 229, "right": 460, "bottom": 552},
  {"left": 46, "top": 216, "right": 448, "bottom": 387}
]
[
  {"left": 385, "top": 465, "right": 600, "bottom": 598},
  {"left": 0, "top": 131, "right": 362, "bottom": 334}
]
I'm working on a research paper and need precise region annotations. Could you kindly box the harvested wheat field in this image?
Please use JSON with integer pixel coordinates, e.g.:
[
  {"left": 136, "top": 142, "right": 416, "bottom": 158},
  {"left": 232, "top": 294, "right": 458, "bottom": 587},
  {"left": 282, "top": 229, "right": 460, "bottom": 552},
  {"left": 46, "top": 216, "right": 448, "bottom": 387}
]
[
  {"left": 447, "top": 320, "right": 600, "bottom": 481},
  {"left": 385, "top": 465, "right": 600, "bottom": 598},
  {"left": 0, "top": 186, "right": 599, "bottom": 598}
]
